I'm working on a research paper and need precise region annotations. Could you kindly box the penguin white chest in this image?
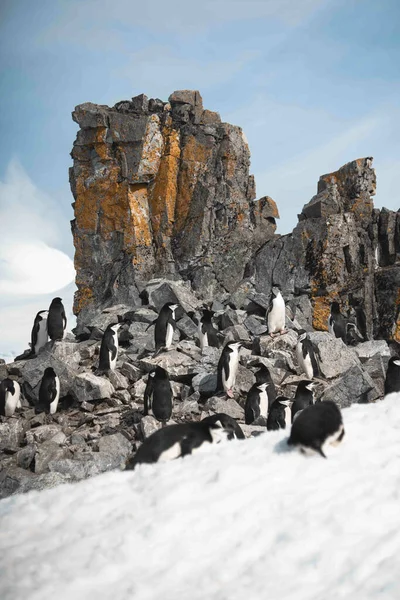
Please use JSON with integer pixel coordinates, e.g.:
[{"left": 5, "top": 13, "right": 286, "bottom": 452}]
[
  {"left": 284, "top": 406, "right": 291, "bottom": 427},
  {"left": 297, "top": 342, "right": 313, "bottom": 379},
  {"left": 268, "top": 294, "right": 285, "bottom": 333},
  {"left": 5, "top": 382, "right": 21, "bottom": 417},
  {"left": 158, "top": 442, "right": 182, "bottom": 462},
  {"left": 49, "top": 378, "right": 61, "bottom": 415},
  {"left": 259, "top": 388, "right": 269, "bottom": 418},
  {"left": 35, "top": 318, "right": 49, "bottom": 354},
  {"left": 223, "top": 348, "right": 239, "bottom": 390},
  {"left": 198, "top": 322, "right": 208, "bottom": 351},
  {"left": 166, "top": 322, "right": 174, "bottom": 349},
  {"left": 110, "top": 334, "right": 119, "bottom": 370}
]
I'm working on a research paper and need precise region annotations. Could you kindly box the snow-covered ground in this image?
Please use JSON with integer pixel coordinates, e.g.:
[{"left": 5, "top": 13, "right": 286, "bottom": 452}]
[{"left": 1, "top": 395, "right": 400, "bottom": 600}]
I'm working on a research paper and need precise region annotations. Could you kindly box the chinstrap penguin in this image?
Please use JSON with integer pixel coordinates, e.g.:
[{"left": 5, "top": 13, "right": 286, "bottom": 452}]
[
  {"left": 267, "top": 287, "right": 287, "bottom": 337},
  {"left": 217, "top": 341, "right": 242, "bottom": 398},
  {"left": 328, "top": 302, "right": 346, "bottom": 342},
  {"left": 245, "top": 382, "right": 270, "bottom": 424},
  {"left": 198, "top": 308, "right": 219, "bottom": 351},
  {"left": 47, "top": 297, "right": 67, "bottom": 341},
  {"left": 291, "top": 380, "right": 316, "bottom": 421},
  {"left": 0, "top": 379, "right": 21, "bottom": 417},
  {"left": 254, "top": 364, "right": 276, "bottom": 406},
  {"left": 143, "top": 366, "right": 173, "bottom": 425},
  {"left": 296, "top": 331, "right": 319, "bottom": 379},
  {"left": 36, "top": 367, "right": 60, "bottom": 414},
  {"left": 125, "top": 421, "right": 230, "bottom": 469},
  {"left": 201, "top": 413, "right": 245, "bottom": 440},
  {"left": 384, "top": 356, "right": 400, "bottom": 395},
  {"left": 267, "top": 396, "right": 292, "bottom": 431},
  {"left": 98, "top": 322, "right": 121, "bottom": 372},
  {"left": 30, "top": 310, "right": 49, "bottom": 355},
  {"left": 153, "top": 303, "right": 179, "bottom": 351},
  {"left": 287, "top": 400, "right": 344, "bottom": 458}
]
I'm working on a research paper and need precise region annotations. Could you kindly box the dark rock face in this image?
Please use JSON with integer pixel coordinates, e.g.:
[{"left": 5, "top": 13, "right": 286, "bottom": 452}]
[{"left": 70, "top": 90, "right": 277, "bottom": 328}]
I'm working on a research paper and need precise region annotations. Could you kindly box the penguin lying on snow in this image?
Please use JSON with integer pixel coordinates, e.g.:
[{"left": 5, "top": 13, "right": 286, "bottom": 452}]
[
  {"left": 267, "top": 287, "right": 287, "bottom": 337},
  {"left": 198, "top": 308, "right": 220, "bottom": 351},
  {"left": 0, "top": 379, "right": 21, "bottom": 417},
  {"left": 98, "top": 322, "right": 121, "bottom": 372},
  {"left": 153, "top": 303, "right": 179, "bottom": 352},
  {"left": 384, "top": 356, "right": 400, "bottom": 395},
  {"left": 296, "top": 331, "right": 319, "bottom": 379},
  {"left": 30, "top": 310, "right": 49, "bottom": 355},
  {"left": 245, "top": 382, "right": 270, "bottom": 424},
  {"left": 125, "top": 421, "right": 230, "bottom": 469},
  {"left": 143, "top": 366, "right": 173, "bottom": 425},
  {"left": 291, "top": 380, "right": 316, "bottom": 421},
  {"left": 36, "top": 367, "right": 60, "bottom": 414},
  {"left": 217, "top": 341, "right": 242, "bottom": 397},
  {"left": 47, "top": 297, "right": 67, "bottom": 341},
  {"left": 267, "top": 396, "right": 292, "bottom": 431},
  {"left": 201, "top": 413, "right": 245, "bottom": 440},
  {"left": 288, "top": 401, "right": 344, "bottom": 458}
]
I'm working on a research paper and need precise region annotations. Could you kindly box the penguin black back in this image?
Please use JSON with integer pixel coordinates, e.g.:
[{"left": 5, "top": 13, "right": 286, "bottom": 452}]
[
  {"left": 36, "top": 367, "right": 60, "bottom": 414},
  {"left": 288, "top": 401, "right": 344, "bottom": 458},
  {"left": 328, "top": 302, "right": 346, "bottom": 342},
  {"left": 201, "top": 413, "right": 245, "bottom": 439},
  {"left": 47, "top": 297, "right": 67, "bottom": 341},
  {"left": 254, "top": 364, "right": 276, "bottom": 406},
  {"left": 292, "top": 380, "right": 315, "bottom": 421},
  {"left": 150, "top": 366, "right": 173, "bottom": 424},
  {"left": 216, "top": 341, "right": 241, "bottom": 396},
  {"left": 267, "top": 396, "right": 291, "bottom": 431},
  {"left": 245, "top": 382, "right": 269, "bottom": 424},
  {"left": 154, "top": 303, "right": 178, "bottom": 351},
  {"left": 31, "top": 310, "right": 49, "bottom": 355},
  {"left": 384, "top": 356, "right": 400, "bottom": 395},
  {"left": 98, "top": 323, "right": 120, "bottom": 371},
  {"left": 199, "top": 309, "right": 219, "bottom": 350}
]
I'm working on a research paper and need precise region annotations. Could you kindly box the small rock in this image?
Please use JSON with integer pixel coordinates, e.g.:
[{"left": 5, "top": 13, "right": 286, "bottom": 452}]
[
  {"left": 204, "top": 396, "right": 244, "bottom": 420},
  {"left": 320, "top": 364, "right": 380, "bottom": 407},
  {"left": 140, "top": 415, "right": 162, "bottom": 439},
  {"left": 107, "top": 370, "right": 129, "bottom": 390},
  {"left": 119, "top": 362, "right": 141, "bottom": 382},
  {"left": 192, "top": 372, "right": 218, "bottom": 395},
  {"left": 81, "top": 401, "right": 94, "bottom": 412},
  {"left": 0, "top": 420, "right": 27, "bottom": 449},
  {"left": 26, "top": 424, "right": 62, "bottom": 445},
  {"left": 308, "top": 332, "right": 360, "bottom": 379},
  {"left": 72, "top": 372, "right": 115, "bottom": 402},
  {"left": 98, "top": 433, "right": 132, "bottom": 459},
  {"left": 16, "top": 444, "right": 36, "bottom": 470},
  {"left": 35, "top": 442, "right": 69, "bottom": 474},
  {"left": 244, "top": 315, "right": 268, "bottom": 336}
]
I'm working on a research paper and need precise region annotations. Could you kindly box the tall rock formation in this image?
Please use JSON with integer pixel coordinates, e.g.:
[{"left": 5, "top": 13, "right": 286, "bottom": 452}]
[{"left": 70, "top": 90, "right": 277, "bottom": 326}]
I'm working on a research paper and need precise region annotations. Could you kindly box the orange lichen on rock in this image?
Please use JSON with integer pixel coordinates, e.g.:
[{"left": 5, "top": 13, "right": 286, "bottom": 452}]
[
  {"left": 128, "top": 184, "right": 153, "bottom": 251},
  {"left": 74, "top": 285, "right": 93, "bottom": 314},
  {"left": 312, "top": 295, "right": 331, "bottom": 331}
]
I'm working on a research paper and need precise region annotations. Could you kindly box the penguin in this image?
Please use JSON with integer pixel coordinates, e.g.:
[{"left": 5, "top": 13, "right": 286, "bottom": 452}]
[
  {"left": 254, "top": 364, "right": 277, "bottom": 407},
  {"left": 30, "top": 310, "right": 49, "bottom": 355},
  {"left": 296, "top": 331, "right": 319, "bottom": 379},
  {"left": 125, "top": 421, "right": 230, "bottom": 469},
  {"left": 198, "top": 308, "right": 219, "bottom": 351},
  {"left": 47, "top": 297, "right": 67, "bottom": 341},
  {"left": 143, "top": 366, "right": 172, "bottom": 425},
  {"left": 287, "top": 401, "right": 345, "bottom": 458},
  {"left": 201, "top": 413, "right": 245, "bottom": 440},
  {"left": 216, "top": 341, "right": 242, "bottom": 397},
  {"left": 291, "top": 380, "right": 316, "bottom": 421},
  {"left": 345, "top": 322, "right": 364, "bottom": 346},
  {"left": 245, "top": 382, "right": 270, "bottom": 424},
  {"left": 328, "top": 302, "right": 346, "bottom": 342},
  {"left": 384, "top": 356, "right": 400, "bottom": 395},
  {"left": 267, "top": 287, "right": 287, "bottom": 337},
  {"left": 154, "top": 303, "right": 179, "bottom": 351},
  {"left": 98, "top": 322, "right": 121, "bottom": 372},
  {"left": 0, "top": 379, "right": 21, "bottom": 417},
  {"left": 267, "top": 396, "right": 292, "bottom": 431},
  {"left": 36, "top": 367, "right": 60, "bottom": 414}
]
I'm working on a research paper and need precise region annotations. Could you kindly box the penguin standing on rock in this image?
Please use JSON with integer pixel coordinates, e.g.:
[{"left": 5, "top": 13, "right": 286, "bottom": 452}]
[
  {"left": 125, "top": 421, "right": 230, "bottom": 469},
  {"left": 31, "top": 310, "right": 49, "bottom": 355},
  {"left": 328, "top": 302, "right": 346, "bottom": 342},
  {"left": 291, "top": 380, "right": 316, "bottom": 421},
  {"left": 217, "top": 341, "right": 242, "bottom": 397},
  {"left": 98, "top": 322, "right": 121, "bottom": 372},
  {"left": 0, "top": 379, "right": 21, "bottom": 417},
  {"left": 143, "top": 366, "right": 173, "bottom": 425},
  {"left": 288, "top": 401, "right": 344, "bottom": 458},
  {"left": 154, "top": 303, "right": 179, "bottom": 351},
  {"left": 384, "top": 356, "right": 400, "bottom": 395},
  {"left": 198, "top": 308, "right": 219, "bottom": 351},
  {"left": 47, "top": 297, "right": 67, "bottom": 341},
  {"left": 267, "top": 287, "right": 287, "bottom": 337},
  {"left": 245, "top": 382, "right": 270, "bottom": 424},
  {"left": 267, "top": 396, "right": 292, "bottom": 431},
  {"left": 36, "top": 367, "right": 60, "bottom": 415},
  {"left": 254, "top": 364, "right": 276, "bottom": 407},
  {"left": 296, "top": 331, "right": 319, "bottom": 379}
]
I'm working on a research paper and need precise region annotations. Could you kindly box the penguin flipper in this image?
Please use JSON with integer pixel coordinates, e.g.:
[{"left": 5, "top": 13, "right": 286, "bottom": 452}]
[
  {"left": 277, "top": 414, "right": 286, "bottom": 429},
  {"left": 109, "top": 336, "right": 118, "bottom": 362},
  {"left": 62, "top": 309, "right": 67, "bottom": 331},
  {"left": 145, "top": 319, "right": 157, "bottom": 332}
]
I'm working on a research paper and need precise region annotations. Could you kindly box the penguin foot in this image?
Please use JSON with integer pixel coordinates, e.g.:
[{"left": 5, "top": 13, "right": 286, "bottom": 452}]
[{"left": 226, "top": 389, "right": 234, "bottom": 398}]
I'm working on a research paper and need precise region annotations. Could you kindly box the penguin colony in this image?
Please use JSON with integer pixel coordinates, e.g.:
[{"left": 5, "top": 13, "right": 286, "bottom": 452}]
[{"left": 1, "top": 292, "right": 399, "bottom": 470}]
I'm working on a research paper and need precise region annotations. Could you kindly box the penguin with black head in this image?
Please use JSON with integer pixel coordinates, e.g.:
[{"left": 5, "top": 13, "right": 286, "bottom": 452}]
[
  {"left": 328, "top": 302, "right": 346, "bottom": 342},
  {"left": 31, "top": 310, "right": 49, "bottom": 355},
  {"left": 125, "top": 421, "right": 230, "bottom": 469},
  {"left": 288, "top": 401, "right": 344, "bottom": 458},
  {"left": 154, "top": 303, "right": 179, "bottom": 352},
  {"left": 384, "top": 356, "right": 400, "bottom": 395},
  {"left": 216, "top": 341, "right": 242, "bottom": 398},
  {"left": 36, "top": 367, "right": 60, "bottom": 415},
  {"left": 267, "top": 396, "right": 292, "bottom": 431},
  {"left": 296, "top": 330, "right": 319, "bottom": 379},
  {"left": 98, "top": 322, "right": 121, "bottom": 372},
  {"left": 245, "top": 382, "right": 270, "bottom": 424},
  {"left": 201, "top": 413, "right": 245, "bottom": 440},
  {"left": 47, "top": 298, "right": 67, "bottom": 341},
  {"left": 291, "top": 380, "right": 316, "bottom": 421},
  {"left": 198, "top": 308, "right": 219, "bottom": 351},
  {"left": 0, "top": 379, "right": 21, "bottom": 417},
  {"left": 254, "top": 364, "right": 276, "bottom": 407},
  {"left": 143, "top": 366, "right": 173, "bottom": 425},
  {"left": 267, "top": 287, "right": 287, "bottom": 337}
]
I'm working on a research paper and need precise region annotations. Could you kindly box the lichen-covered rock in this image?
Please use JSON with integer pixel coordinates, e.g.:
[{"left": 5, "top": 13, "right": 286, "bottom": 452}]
[{"left": 70, "top": 91, "right": 277, "bottom": 328}]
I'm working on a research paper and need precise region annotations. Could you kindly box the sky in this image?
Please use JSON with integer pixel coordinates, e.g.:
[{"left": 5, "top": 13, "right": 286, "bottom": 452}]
[{"left": 1, "top": 0, "right": 400, "bottom": 357}]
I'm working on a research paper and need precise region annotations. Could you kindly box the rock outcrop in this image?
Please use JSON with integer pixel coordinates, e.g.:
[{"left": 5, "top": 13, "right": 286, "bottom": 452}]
[{"left": 70, "top": 90, "right": 278, "bottom": 328}]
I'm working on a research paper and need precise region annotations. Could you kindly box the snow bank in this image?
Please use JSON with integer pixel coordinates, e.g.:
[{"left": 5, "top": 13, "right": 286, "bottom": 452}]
[{"left": 2, "top": 395, "right": 400, "bottom": 600}]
